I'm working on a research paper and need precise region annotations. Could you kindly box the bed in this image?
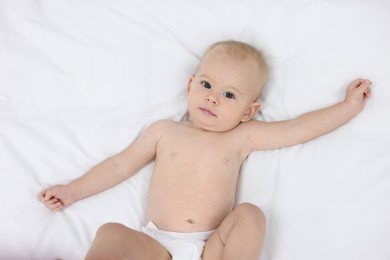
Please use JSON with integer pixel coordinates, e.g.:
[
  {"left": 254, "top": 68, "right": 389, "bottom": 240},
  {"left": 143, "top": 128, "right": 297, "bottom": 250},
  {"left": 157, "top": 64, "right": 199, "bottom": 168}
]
[{"left": 1, "top": 0, "right": 389, "bottom": 259}]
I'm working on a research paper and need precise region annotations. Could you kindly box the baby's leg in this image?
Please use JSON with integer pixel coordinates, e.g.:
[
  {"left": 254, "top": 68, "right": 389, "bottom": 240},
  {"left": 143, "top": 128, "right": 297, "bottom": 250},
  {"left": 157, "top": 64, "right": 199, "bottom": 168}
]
[
  {"left": 202, "top": 203, "right": 266, "bottom": 260},
  {"left": 85, "top": 223, "right": 171, "bottom": 260}
]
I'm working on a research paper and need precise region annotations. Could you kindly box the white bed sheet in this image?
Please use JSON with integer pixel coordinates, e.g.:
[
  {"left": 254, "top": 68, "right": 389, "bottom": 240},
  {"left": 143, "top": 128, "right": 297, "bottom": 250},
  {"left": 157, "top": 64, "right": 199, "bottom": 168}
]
[{"left": 1, "top": 0, "right": 389, "bottom": 259}]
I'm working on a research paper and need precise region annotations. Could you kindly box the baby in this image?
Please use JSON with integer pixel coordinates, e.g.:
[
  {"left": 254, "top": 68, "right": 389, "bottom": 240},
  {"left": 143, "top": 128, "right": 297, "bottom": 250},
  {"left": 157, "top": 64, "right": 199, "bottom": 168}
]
[{"left": 39, "top": 40, "right": 372, "bottom": 260}]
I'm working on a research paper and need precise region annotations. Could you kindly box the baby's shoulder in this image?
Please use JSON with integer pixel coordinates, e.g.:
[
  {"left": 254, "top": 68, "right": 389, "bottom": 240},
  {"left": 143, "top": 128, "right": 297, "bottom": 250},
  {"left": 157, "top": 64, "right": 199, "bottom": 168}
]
[
  {"left": 144, "top": 119, "right": 182, "bottom": 136},
  {"left": 235, "top": 119, "right": 266, "bottom": 134},
  {"left": 137, "top": 119, "right": 177, "bottom": 144},
  {"left": 147, "top": 119, "right": 176, "bottom": 131},
  {"left": 150, "top": 119, "right": 176, "bottom": 127}
]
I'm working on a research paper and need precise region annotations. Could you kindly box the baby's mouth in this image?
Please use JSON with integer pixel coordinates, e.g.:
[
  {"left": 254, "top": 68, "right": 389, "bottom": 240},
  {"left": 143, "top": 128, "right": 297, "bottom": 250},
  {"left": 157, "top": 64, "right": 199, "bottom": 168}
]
[{"left": 199, "top": 107, "right": 217, "bottom": 117}]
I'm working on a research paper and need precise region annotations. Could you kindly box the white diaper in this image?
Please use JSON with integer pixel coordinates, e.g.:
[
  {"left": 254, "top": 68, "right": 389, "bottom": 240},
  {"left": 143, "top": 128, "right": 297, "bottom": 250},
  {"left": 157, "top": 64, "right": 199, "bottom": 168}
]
[{"left": 142, "top": 221, "right": 214, "bottom": 260}]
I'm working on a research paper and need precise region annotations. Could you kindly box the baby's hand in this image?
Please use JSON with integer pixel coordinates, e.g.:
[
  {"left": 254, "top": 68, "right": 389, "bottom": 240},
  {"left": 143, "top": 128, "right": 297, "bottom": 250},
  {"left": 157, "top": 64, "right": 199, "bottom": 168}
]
[
  {"left": 344, "top": 78, "right": 372, "bottom": 113},
  {"left": 38, "top": 185, "right": 76, "bottom": 212}
]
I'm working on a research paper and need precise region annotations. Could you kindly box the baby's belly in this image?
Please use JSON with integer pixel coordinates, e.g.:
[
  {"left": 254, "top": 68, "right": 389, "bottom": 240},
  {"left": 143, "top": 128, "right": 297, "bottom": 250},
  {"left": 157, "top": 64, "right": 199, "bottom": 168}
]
[{"left": 147, "top": 184, "right": 235, "bottom": 232}]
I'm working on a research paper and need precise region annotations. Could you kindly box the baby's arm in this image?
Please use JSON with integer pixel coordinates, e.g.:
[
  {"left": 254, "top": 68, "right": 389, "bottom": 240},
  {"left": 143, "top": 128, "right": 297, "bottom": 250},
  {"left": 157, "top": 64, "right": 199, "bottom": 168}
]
[
  {"left": 247, "top": 79, "right": 372, "bottom": 151},
  {"left": 38, "top": 120, "right": 167, "bottom": 211}
]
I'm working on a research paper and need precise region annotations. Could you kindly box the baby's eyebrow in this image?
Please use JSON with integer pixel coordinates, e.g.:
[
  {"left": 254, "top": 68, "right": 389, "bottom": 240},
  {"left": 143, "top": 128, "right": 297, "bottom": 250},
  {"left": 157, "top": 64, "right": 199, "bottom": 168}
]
[
  {"left": 228, "top": 86, "right": 242, "bottom": 95},
  {"left": 197, "top": 74, "right": 211, "bottom": 80}
]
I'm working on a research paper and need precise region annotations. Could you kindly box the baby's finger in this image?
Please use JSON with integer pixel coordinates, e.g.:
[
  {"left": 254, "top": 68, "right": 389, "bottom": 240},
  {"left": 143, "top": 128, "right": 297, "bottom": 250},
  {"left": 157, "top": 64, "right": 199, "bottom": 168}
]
[
  {"left": 364, "top": 86, "right": 372, "bottom": 98},
  {"left": 349, "top": 78, "right": 366, "bottom": 89},
  {"left": 44, "top": 189, "right": 55, "bottom": 201},
  {"left": 353, "top": 79, "right": 371, "bottom": 94},
  {"left": 51, "top": 201, "right": 64, "bottom": 212},
  {"left": 46, "top": 198, "right": 58, "bottom": 206},
  {"left": 46, "top": 199, "right": 62, "bottom": 210},
  {"left": 38, "top": 189, "right": 47, "bottom": 202},
  {"left": 53, "top": 204, "right": 64, "bottom": 212}
]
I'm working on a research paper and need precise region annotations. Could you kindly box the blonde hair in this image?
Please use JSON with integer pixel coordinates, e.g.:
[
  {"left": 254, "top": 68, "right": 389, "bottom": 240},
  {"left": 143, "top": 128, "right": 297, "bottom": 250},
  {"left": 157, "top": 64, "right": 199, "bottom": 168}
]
[{"left": 197, "top": 40, "right": 269, "bottom": 98}]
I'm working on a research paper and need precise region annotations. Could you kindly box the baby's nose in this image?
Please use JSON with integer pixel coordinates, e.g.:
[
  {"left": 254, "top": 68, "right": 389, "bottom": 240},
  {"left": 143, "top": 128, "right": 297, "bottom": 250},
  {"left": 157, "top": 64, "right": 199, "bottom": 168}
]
[{"left": 206, "top": 95, "right": 218, "bottom": 105}]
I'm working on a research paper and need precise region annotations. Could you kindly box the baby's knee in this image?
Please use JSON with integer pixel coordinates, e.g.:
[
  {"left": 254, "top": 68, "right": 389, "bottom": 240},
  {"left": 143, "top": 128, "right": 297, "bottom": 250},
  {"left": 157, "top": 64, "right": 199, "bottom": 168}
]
[
  {"left": 95, "top": 222, "right": 126, "bottom": 237},
  {"left": 235, "top": 203, "right": 266, "bottom": 226}
]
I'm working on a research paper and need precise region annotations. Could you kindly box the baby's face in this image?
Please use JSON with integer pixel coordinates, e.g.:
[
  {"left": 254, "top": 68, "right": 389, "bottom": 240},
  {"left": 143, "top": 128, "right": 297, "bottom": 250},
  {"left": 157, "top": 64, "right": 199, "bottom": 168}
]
[{"left": 187, "top": 47, "right": 261, "bottom": 132}]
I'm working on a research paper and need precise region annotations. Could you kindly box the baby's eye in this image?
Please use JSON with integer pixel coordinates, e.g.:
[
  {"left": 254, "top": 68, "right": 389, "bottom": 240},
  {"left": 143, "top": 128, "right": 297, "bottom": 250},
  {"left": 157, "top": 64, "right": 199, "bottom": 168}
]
[
  {"left": 223, "top": 92, "right": 236, "bottom": 99},
  {"left": 201, "top": 81, "right": 212, "bottom": 89}
]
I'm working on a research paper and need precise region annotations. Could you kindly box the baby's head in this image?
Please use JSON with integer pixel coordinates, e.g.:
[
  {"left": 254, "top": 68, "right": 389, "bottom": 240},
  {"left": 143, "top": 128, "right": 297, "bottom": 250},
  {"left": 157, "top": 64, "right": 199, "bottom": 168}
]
[
  {"left": 186, "top": 40, "right": 269, "bottom": 132},
  {"left": 197, "top": 40, "right": 268, "bottom": 98}
]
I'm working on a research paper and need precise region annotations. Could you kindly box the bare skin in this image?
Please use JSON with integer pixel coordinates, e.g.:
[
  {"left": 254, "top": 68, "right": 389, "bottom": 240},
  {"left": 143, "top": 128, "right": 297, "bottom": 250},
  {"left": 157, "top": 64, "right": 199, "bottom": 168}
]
[{"left": 38, "top": 41, "right": 372, "bottom": 259}]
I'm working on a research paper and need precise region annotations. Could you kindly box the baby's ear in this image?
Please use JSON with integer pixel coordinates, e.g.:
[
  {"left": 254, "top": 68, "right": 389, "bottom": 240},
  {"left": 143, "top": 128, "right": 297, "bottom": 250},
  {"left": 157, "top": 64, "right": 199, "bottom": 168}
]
[
  {"left": 187, "top": 74, "right": 195, "bottom": 93},
  {"left": 241, "top": 101, "right": 261, "bottom": 122}
]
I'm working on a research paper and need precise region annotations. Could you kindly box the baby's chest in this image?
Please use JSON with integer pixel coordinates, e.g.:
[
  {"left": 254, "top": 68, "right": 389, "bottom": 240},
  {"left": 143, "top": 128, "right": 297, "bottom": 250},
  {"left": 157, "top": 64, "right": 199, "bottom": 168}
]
[
  {"left": 159, "top": 141, "right": 242, "bottom": 175},
  {"left": 157, "top": 127, "right": 246, "bottom": 172}
]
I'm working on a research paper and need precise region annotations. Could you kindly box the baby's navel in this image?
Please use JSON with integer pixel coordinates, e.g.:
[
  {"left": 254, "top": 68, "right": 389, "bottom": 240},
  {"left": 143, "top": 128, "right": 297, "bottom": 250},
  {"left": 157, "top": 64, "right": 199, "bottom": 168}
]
[{"left": 186, "top": 219, "right": 195, "bottom": 224}]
